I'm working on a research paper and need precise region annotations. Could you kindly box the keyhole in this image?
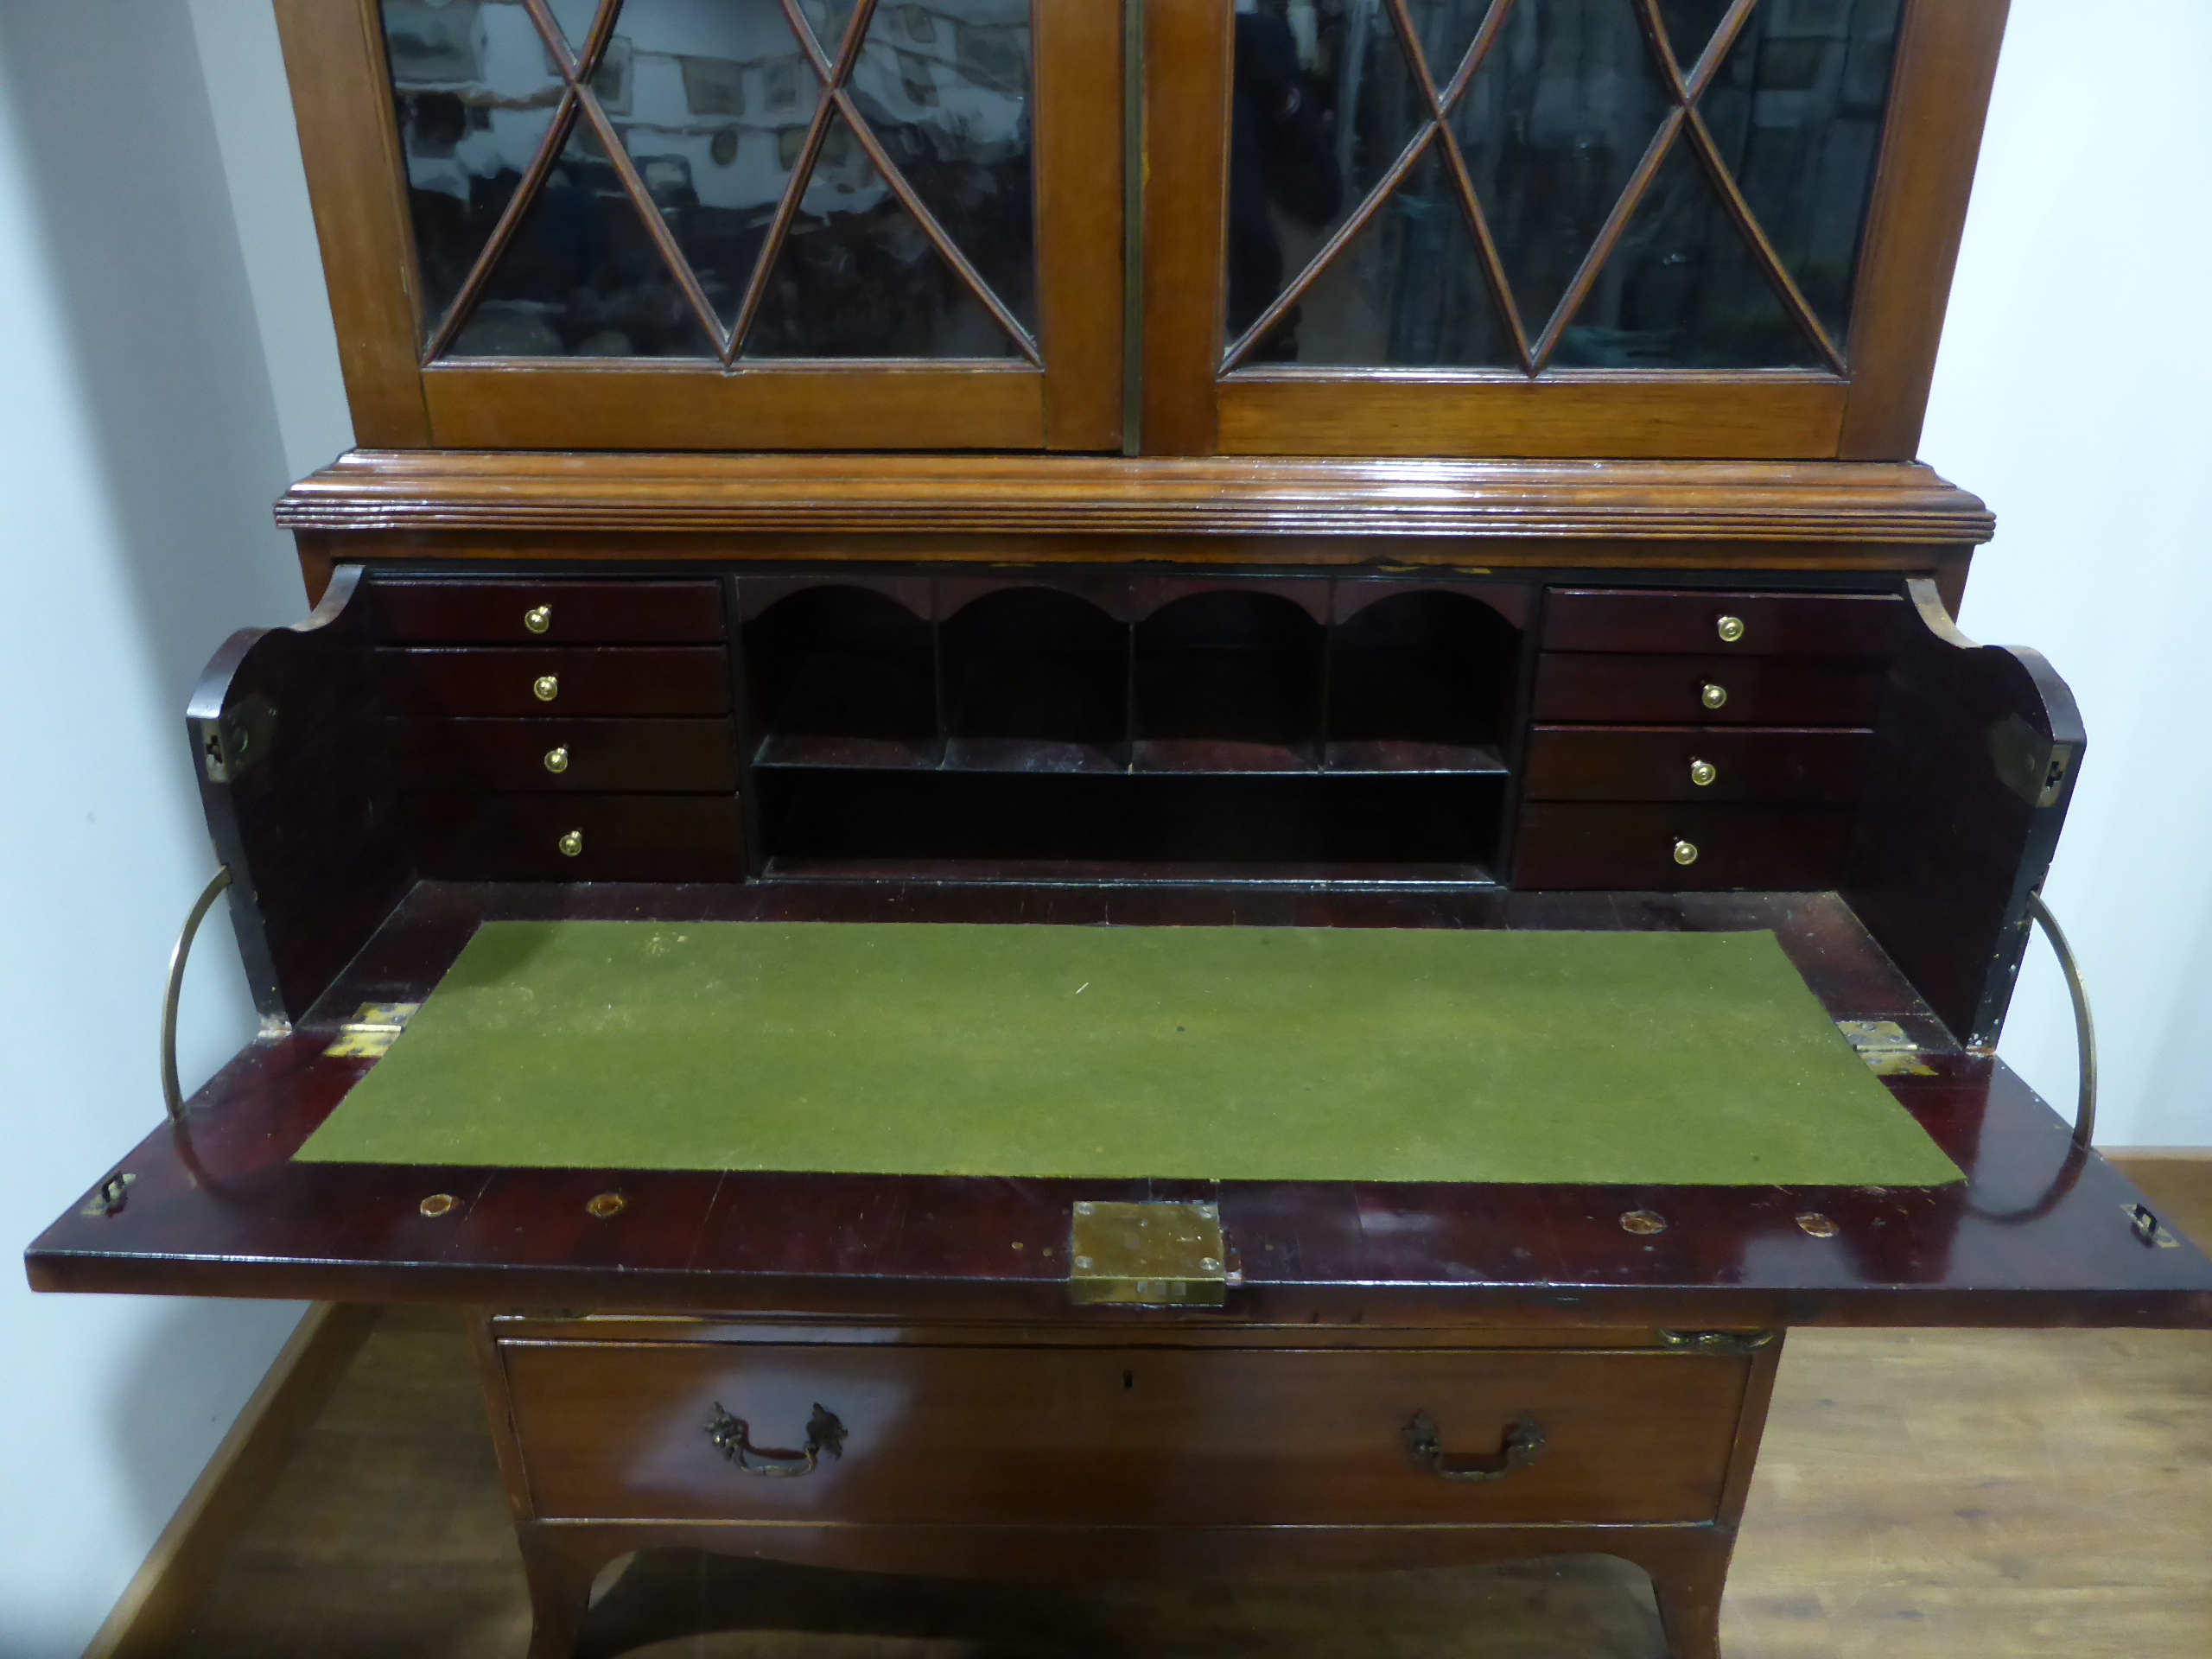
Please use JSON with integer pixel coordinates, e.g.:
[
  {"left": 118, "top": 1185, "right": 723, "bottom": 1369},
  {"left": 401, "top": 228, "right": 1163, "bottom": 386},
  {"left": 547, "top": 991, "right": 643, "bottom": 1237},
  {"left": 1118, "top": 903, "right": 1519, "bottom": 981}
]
[{"left": 1122, "top": 1370, "right": 1135, "bottom": 1392}]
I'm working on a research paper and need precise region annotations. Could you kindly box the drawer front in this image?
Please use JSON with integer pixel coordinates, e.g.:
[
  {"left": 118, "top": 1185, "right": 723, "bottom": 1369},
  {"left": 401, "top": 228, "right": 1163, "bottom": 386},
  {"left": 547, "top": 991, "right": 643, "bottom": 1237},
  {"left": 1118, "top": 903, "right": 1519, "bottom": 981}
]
[
  {"left": 503, "top": 1342, "right": 1747, "bottom": 1527},
  {"left": 386, "top": 718, "right": 740, "bottom": 793},
  {"left": 1543, "top": 588, "right": 1905, "bottom": 657},
  {"left": 1522, "top": 727, "right": 1872, "bottom": 804},
  {"left": 374, "top": 648, "right": 733, "bottom": 717},
  {"left": 366, "top": 578, "right": 727, "bottom": 645},
  {"left": 1515, "top": 804, "right": 1853, "bottom": 890},
  {"left": 1531, "top": 653, "right": 1889, "bottom": 726},
  {"left": 403, "top": 793, "right": 744, "bottom": 880}
]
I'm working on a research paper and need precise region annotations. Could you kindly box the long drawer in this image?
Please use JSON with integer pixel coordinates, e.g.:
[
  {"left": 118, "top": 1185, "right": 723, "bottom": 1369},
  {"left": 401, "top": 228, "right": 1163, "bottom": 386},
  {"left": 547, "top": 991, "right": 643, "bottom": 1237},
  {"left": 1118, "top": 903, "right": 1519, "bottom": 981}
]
[
  {"left": 403, "top": 793, "right": 744, "bottom": 880},
  {"left": 365, "top": 577, "right": 727, "bottom": 645},
  {"left": 1531, "top": 653, "right": 1889, "bottom": 727},
  {"left": 385, "top": 717, "right": 740, "bottom": 793},
  {"left": 1515, "top": 804, "right": 1853, "bottom": 890},
  {"left": 374, "top": 647, "right": 733, "bottom": 717},
  {"left": 1522, "top": 727, "right": 1872, "bottom": 803},
  {"left": 1542, "top": 588, "right": 1905, "bottom": 657},
  {"left": 501, "top": 1341, "right": 1749, "bottom": 1527}
]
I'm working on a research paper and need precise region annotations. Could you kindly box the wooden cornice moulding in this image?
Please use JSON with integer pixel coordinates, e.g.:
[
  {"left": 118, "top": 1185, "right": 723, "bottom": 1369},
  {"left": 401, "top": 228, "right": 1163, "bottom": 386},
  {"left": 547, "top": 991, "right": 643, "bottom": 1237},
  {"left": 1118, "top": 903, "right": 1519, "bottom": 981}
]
[{"left": 276, "top": 451, "right": 1995, "bottom": 544}]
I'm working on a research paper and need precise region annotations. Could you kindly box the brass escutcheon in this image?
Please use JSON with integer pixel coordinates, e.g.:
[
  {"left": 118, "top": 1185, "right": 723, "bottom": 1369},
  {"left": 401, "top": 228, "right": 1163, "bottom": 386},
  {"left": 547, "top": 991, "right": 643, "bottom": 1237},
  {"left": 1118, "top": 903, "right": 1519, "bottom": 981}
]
[
  {"left": 543, "top": 745, "right": 570, "bottom": 774},
  {"left": 1796, "top": 1211, "right": 1839, "bottom": 1238},
  {"left": 532, "top": 673, "right": 560, "bottom": 702},
  {"left": 418, "top": 1192, "right": 457, "bottom": 1218},
  {"left": 1700, "top": 682, "right": 1728, "bottom": 710},
  {"left": 558, "top": 829, "right": 583, "bottom": 858},
  {"left": 1688, "top": 758, "right": 1717, "bottom": 787},
  {"left": 1621, "top": 1209, "right": 1667, "bottom": 1236},
  {"left": 586, "top": 1192, "right": 626, "bottom": 1219},
  {"left": 1716, "top": 613, "right": 1745, "bottom": 644},
  {"left": 524, "top": 604, "right": 552, "bottom": 634},
  {"left": 1672, "top": 838, "right": 1699, "bottom": 867}
]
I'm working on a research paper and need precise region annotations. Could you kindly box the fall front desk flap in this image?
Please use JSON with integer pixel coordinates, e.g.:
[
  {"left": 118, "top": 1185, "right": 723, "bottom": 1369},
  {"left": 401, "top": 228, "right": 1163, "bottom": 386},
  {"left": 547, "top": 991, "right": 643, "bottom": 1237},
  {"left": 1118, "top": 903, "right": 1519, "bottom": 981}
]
[{"left": 297, "top": 922, "right": 1961, "bottom": 1186}]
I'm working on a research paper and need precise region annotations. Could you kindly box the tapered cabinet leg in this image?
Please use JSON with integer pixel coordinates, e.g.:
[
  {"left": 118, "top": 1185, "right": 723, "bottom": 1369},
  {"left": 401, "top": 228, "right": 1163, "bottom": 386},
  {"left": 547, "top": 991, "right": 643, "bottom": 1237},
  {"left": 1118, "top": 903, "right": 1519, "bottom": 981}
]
[
  {"left": 1647, "top": 1533, "right": 1732, "bottom": 1659},
  {"left": 518, "top": 1527, "right": 593, "bottom": 1659}
]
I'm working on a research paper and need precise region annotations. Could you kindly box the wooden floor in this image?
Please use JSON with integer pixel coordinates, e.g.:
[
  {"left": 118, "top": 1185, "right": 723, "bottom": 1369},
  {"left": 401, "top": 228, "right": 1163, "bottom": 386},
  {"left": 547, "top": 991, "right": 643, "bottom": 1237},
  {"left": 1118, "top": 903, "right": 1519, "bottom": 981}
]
[{"left": 171, "top": 1163, "right": 2212, "bottom": 1659}]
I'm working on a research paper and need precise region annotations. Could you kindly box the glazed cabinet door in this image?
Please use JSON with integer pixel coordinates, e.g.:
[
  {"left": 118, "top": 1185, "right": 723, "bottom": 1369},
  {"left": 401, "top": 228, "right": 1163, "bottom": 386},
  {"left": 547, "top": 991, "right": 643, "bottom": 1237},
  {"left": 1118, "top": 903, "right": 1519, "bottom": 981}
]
[
  {"left": 278, "top": 0, "right": 1122, "bottom": 449},
  {"left": 1138, "top": 0, "right": 2005, "bottom": 458}
]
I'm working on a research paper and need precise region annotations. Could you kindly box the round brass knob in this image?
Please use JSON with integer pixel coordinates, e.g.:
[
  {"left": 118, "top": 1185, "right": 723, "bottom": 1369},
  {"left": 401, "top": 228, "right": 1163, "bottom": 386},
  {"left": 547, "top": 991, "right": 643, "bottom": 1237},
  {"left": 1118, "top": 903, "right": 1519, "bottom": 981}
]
[
  {"left": 557, "top": 829, "right": 583, "bottom": 858},
  {"left": 1688, "top": 758, "right": 1717, "bottom": 787},
  {"left": 1715, "top": 613, "right": 1745, "bottom": 644},
  {"left": 543, "top": 745, "right": 570, "bottom": 775},
  {"left": 532, "top": 673, "right": 560, "bottom": 702},
  {"left": 1672, "top": 838, "right": 1700, "bottom": 867},
  {"left": 524, "top": 604, "right": 552, "bottom": 635},
  {"left": 1700, "top": 682, "right": 1727, "bottom": 710}
]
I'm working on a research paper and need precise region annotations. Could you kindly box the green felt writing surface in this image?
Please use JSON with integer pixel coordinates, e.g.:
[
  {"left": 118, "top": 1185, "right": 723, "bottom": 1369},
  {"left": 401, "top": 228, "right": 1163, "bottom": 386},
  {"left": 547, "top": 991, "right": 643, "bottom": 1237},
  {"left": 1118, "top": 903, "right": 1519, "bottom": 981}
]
[{"left": 296, "top": 922, "right": 1961, "bottom": 1185}]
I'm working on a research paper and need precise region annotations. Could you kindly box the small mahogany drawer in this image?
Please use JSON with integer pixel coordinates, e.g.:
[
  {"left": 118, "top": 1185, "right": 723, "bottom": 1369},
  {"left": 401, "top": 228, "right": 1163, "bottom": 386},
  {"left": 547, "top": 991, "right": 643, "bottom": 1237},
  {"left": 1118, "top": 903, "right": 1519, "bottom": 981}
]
[
  {"left": 1531, "top": 653, "right": 1889, "bottom": 727},
  {"left": 1522, "top": 727, "right": 1873, "bottom": 804},
  {"left": 402, "top": 793, "right": 743, "bottom": 880},
  {"left": 1543, "top": 588, "right": 1904, "bottom": 656},
  {"left": 1516, "top": 804, "right": 1853, "bottom": 890},
  {"left": 365, "top": 578, "right": 726, "bottom": 645},
  {"left": 501, "top": 1340, "right": 1748, "bottom": 1527},
  {"left": 374, "top": 647, "right": 733, "bottom": 717},
  {"left": 385, "top": 718, "right": 740, "bottom": 793}
]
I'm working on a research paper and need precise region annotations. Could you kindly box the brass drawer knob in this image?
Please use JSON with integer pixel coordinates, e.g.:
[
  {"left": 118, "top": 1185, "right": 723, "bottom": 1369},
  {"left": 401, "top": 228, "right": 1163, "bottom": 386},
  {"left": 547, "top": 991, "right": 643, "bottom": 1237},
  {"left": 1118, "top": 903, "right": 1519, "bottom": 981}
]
[
  {"left": 1700, "top": 682, "right": 1727, "bottom": 710},
  {"left": 1673, "top": 838, "right": 1699, "bottom": 867},
  {"left": 543, "top": 745, "right": 570, "bottom": 775},
  {"left": 1688, "top": 758, "right": 1717, "bottom": 787},
  {"left": 533, "top": 673, "right": 560, "bottom": 702},
  {"left": 524, "top": 603, "right": 552, "bottom": 634},
  {"left": 557, "top": 829, "right": 583, "bottom": 858},
  {"left": 1715, "top": 613, "right": 1745, "bottom": 644}
]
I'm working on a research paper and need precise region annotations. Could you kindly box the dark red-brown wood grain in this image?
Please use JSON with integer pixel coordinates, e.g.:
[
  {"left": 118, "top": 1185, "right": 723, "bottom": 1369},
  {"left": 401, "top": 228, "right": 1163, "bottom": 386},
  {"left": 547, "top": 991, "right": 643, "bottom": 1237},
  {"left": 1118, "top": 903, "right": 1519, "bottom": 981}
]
[
  {"left": 1531, "top": 654, "right": 1890, "bottom": 726},
  {"left": 386, "top": 718, "right": 740, "bottom": 793},
  {"left": 1542, "top": 589, "right": 1906, "bottom": 657},
  {"left": 366, "top": 578, "right": 727, "bottom": 645},
  {"left": 1522, "top": 728, "right": 1872, "bottom": 803},
  {"left": 374, "top": 648, "right": 734, "bottom": 718},
  {"left": 1514, "top": 804, "right": 1853, "bottom": 890}
]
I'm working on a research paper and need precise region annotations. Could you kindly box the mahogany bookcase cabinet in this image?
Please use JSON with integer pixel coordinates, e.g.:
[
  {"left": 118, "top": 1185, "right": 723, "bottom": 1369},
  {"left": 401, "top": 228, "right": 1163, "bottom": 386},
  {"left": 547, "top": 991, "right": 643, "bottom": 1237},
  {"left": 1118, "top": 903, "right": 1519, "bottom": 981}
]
[{"left": 28, "top": 3, "right": 2212, "bottom": 1656}]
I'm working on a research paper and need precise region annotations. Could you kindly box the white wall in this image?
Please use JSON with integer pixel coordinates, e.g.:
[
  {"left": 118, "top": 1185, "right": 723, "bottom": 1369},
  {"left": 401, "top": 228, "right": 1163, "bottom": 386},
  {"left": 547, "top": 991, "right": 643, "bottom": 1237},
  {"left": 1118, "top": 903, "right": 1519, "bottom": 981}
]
[
  {"left": 0, "top": 2, "right": 2205, "bottom": 1652},
  {"left": 0, "top": 3, "right": 346, "bottom": 1652},
  {"left": 1923, "top": 0, "right": 2212, "bottom": 1150}
]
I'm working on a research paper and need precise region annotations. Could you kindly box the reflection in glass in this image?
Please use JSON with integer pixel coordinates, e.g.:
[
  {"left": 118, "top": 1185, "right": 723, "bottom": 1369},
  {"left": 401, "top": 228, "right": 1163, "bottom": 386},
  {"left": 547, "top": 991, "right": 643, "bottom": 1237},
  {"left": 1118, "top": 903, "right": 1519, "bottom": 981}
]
[
  {"left": 543, "top": 0, "right": 604, "bottom": 54},
  {"left": 1255, "top": 146, "right": 1512, "bottom": 367},
  {"left": 1452, "top": 0, "right": 1673, "bottom": 341},
  {"left": 1655, "top": 0, "right": 1733, "bottom": 71},
  {"left": 382, "top": 0, "right": 565, "bottom": 337},
  {"left": 1552, "top": 139, "right": 1815, "bottom": 368},
  {"left": 590, "top": 0, "right": 823, "bottom": 334},
  {"left": 1700, "top": 0, "right": 1903, "bottom": 341},
  {"left": 847, "top": 0, "right": 1036, "bottom": 331},
  {"left": 742, "top": 111, "right": 1016, "bottom": 357},
  {"left": 457, "top": 118, "right": 718, "bottom": 357}
]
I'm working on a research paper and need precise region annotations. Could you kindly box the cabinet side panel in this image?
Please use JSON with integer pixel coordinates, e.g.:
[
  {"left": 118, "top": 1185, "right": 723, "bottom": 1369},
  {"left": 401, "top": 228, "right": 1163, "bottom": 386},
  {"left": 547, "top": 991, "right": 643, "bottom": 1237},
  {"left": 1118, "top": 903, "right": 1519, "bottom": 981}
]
[
  {"left": 270, "top": 0, "right": 429, "bottom": 447},
  {"left": 1837, "top": 0, "right": 2012, "bottom": 459}
]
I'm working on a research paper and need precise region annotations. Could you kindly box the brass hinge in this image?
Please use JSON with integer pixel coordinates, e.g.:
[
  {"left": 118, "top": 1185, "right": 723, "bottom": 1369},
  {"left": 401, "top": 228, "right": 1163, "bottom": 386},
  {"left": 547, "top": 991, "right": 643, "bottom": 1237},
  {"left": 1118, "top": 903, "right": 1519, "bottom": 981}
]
[
  {"left": 323, "top": 1001, "right": 421, "bottom": 1059},
  {"left": 1656, "top": 1329, "right": 1779, "bottom": 1356}
]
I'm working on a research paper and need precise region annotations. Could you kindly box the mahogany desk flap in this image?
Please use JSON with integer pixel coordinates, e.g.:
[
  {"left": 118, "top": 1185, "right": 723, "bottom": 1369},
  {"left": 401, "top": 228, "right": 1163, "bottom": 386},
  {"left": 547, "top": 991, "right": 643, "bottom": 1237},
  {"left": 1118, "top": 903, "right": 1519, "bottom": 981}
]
[{"left": 28, "top": 882, "right": 2212, "bottom": 1327}]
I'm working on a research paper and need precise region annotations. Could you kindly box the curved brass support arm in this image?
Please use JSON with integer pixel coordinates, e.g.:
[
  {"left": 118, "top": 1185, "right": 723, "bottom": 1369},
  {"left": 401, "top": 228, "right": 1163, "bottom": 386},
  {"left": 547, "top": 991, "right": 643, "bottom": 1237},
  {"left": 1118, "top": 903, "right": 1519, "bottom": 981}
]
[
  {"left": 160, "top": 866, "right": 233, "bottom": 1122},
  {"left": 2024, "top": 890, "right": 2096, "bottom": 1147}
]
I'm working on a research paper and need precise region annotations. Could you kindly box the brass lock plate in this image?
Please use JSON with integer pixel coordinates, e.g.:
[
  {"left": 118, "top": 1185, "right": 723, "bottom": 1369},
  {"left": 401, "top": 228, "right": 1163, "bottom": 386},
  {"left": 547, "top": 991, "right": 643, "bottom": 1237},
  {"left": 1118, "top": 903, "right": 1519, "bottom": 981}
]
[{"left": 1069, "top": 1201, "right": 1227, "bottom": 1306}]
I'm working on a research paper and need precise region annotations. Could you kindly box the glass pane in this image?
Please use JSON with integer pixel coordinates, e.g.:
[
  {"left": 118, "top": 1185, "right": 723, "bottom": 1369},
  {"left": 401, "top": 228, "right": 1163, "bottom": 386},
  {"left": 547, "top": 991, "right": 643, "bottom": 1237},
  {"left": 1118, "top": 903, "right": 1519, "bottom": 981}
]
[
  {"left": 798, "top": 0, "right": 861, "bottom": 57},
  {"left": 1223, "top": 4, "right": 1391, "bottom": 348},
  {"left": 1552, "top": 137, "right": 1816, "bottom": 367},
  {"left": 381, "top": 0, "right": 565, "bottom": 337},
  {"left": 544, "top": 0, "right": 604, "bottom": 55},
  {"left": 1699, "top": 0, "right": 1902, "bottom": 342},
  {"left": 591, "top": 0, "right": 823, "bottom": 334},
  {"left": 452, "top": 115, "right": 719, "bottom": 356},
  {"left": 1655, "top": 0, "right": 1733, "bottom": 73},
  {"left": 1451, "top": 0, "right": 1675, "bottom": 340},
  {"left": 741, "top": 111, "right": 1018, "bottom": 357},
  {"left": 1247, "top": 145, "right": 1516, "bottom": 367},
  {"left": 846, "top": 0, "right": 1037, "bottom": 330}
]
